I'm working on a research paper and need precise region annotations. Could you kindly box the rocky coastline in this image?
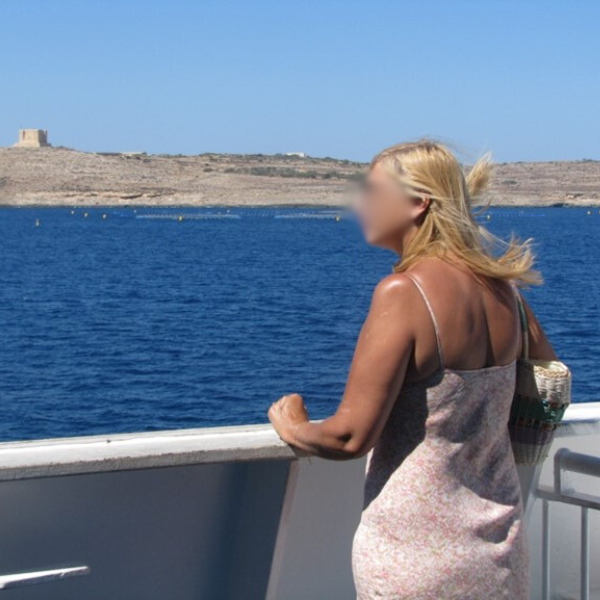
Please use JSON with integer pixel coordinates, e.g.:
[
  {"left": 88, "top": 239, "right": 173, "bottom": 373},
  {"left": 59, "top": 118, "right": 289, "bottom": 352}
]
[{"left": 0, "top": 147, "right": 598, "bottom": 207}]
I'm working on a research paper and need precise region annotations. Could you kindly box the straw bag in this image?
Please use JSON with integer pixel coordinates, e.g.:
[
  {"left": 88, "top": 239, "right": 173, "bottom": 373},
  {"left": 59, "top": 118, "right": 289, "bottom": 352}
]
[{"left": 508, "top": 290, "right": 572, "bottom": 466}]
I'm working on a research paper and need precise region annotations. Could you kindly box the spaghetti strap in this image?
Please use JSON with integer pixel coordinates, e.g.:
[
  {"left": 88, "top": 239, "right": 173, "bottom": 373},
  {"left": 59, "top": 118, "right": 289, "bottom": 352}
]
[
  {"left": 509, "top": 279, "right": 520, "bottom": 304},
  {"left": 509, "top": 280, "right": 528, "bottom": 359},
  {"left": 404, "top": 273, "right": 445, "bottom": 369}
]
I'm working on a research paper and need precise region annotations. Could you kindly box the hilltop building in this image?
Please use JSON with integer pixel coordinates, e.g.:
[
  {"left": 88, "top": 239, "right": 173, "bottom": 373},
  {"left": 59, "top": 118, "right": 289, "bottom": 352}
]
[{"left": 14, "top": 129, "right": 51, "bottom": 148}]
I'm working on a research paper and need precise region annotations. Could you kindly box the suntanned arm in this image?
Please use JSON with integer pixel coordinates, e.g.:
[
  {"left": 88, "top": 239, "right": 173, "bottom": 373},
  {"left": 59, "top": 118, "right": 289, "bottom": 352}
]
[
  {"left": 518, "top": 292, "right": 558, "bottom": 361},
  {"left": 279, "top": 274, "right": 416, "bottom": 460}
]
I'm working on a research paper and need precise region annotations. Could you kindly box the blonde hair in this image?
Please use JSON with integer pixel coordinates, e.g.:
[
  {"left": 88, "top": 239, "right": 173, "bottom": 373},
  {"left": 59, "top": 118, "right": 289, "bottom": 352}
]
[{"left": 371, "top": 138, "right": 542, "bottom": 286}]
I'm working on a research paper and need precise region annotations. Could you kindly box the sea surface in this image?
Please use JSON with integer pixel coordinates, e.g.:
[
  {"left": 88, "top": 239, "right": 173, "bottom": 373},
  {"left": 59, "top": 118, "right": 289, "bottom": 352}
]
[{"left": 0, "top": 206, "right": 598, "bottom": 442}]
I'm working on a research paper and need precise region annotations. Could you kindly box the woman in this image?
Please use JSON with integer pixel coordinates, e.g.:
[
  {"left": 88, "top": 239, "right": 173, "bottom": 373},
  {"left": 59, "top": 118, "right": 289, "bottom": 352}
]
[{"left": 267, "top": 139, "right": 557, "bottom": 600}]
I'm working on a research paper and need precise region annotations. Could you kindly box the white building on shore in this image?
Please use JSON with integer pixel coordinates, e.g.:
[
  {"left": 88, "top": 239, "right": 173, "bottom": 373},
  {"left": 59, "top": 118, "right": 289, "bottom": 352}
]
[{"left": 13, "top": 129, "right": 51, "bottom": 148}]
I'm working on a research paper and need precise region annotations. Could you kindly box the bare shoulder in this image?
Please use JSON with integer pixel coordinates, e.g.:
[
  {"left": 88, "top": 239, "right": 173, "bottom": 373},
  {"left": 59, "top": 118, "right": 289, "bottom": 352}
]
[{"left": 371, "top": 272, "right": 417, "bottom": 306}]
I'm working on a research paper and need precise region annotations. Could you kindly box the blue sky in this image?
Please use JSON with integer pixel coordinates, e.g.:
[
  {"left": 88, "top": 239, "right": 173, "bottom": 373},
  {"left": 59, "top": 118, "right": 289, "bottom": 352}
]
[{"left": 0, "top": 1, "right": 598, "bottom": 162}]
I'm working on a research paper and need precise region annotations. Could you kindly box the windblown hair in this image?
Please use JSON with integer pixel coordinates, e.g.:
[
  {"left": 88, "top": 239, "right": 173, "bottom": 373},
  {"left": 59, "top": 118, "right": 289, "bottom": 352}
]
[{"left": 371, "top": 138, "right": 542, "bottom": 286}]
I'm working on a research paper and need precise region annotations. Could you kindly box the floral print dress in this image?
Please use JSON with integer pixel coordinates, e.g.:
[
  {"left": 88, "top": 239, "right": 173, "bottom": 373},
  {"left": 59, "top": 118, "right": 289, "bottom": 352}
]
[{"left": 351, "top": 275, "right": 530, "bottom": 600}]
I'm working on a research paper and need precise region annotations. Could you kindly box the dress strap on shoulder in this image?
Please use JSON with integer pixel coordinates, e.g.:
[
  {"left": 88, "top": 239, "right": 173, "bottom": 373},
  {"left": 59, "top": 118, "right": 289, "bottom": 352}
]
[
  {"left": 404, "top": 273, "right": 445, "bottom": 369},
  {"left": 509, "top": 280, "right": 529, "bottom": 359}
]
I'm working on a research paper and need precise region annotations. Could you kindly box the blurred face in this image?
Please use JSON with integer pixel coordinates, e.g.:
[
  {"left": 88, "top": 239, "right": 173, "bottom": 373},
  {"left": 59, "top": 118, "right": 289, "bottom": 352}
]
[{"left": 351, "top": 161, "right": 426, "bottom": 252}]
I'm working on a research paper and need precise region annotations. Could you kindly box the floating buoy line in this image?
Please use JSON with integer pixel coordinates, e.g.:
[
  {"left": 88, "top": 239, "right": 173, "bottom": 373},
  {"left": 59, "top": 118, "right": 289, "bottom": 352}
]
[
  {"left": 60, "top": 208, "right": 351, "bottom": 221},
  {"left": 135, "top": 213, "right": 241, "bottom": 220}
]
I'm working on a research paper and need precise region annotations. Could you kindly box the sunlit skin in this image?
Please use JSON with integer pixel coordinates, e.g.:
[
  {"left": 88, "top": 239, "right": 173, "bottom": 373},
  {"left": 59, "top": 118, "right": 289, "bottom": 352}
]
[{"left": 267, "top": 163, "right": 557, "bottom": 460}]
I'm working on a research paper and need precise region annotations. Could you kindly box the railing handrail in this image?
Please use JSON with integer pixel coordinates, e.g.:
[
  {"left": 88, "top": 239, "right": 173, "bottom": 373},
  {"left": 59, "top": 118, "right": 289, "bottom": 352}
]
[
  {"left": 0, "top": 423, "right": 310, "bottom": 481},
  {"left": 553, "top": 448, "right": 600, "bottom": 494}
]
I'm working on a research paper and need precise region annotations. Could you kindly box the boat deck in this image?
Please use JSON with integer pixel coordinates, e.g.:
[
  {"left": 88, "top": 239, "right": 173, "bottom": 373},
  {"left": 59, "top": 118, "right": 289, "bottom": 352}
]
[{"left": 0, "top": 403, "right": 597, "bottom": 599}]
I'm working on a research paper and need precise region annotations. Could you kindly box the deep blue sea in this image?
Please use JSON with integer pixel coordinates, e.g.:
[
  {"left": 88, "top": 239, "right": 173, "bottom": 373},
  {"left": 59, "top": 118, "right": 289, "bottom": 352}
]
[{"left": 0, "top": 206, "right": 598, "bottom": 442}]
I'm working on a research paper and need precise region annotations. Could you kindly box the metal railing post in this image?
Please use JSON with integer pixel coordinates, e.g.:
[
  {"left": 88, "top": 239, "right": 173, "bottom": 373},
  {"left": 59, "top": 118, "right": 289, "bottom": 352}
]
[
  {"left": 581, "top": 506, "right": 589, "bottom": 600},
  {"left": 542, "top": 499, "right": 550, "bottom": 600}
]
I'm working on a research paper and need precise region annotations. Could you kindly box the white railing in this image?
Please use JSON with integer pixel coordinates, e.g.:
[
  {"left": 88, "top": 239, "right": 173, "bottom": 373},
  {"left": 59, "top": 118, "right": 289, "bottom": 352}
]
[
  {"left": 0, "top": 566, "right": 89, "bottom": 590},
  {"left": 537, "top": 448, "right": 600, "bottom": 600}
]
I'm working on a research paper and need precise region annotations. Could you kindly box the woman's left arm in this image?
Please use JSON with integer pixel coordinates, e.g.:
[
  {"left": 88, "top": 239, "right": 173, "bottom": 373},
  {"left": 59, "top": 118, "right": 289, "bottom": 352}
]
[{"left": 268, "top": 274, "right": 416, "bottom": 460}]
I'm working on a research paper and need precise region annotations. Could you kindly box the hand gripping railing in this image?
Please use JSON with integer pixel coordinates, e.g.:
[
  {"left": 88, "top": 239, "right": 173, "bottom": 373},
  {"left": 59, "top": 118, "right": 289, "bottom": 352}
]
[{"left": 537, "top": 448, "right": 600, "bottom": 600}]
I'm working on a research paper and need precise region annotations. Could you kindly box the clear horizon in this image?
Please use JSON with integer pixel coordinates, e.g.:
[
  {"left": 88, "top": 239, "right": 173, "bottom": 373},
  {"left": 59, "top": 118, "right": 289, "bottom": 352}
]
[{"left": 1, "top": 1, "right": 598, "bottom": 163}]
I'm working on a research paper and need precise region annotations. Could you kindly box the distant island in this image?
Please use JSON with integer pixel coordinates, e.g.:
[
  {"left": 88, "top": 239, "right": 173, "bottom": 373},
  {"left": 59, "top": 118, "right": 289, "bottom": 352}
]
[{"left": 0, "top": 146, "right": 598, "bottom": 207}]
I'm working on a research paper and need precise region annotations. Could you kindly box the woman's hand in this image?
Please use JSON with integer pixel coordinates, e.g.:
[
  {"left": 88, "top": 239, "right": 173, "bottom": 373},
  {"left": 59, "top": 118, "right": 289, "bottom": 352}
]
[{"left": 268, "top": 393, "right": 309, "bottom": 445}]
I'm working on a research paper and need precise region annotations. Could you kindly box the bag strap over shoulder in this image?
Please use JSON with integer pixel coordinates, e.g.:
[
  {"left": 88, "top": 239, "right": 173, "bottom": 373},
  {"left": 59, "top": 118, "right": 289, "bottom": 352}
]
[{"left": 511, "top": 281, "right": 529, "bottom": 360}]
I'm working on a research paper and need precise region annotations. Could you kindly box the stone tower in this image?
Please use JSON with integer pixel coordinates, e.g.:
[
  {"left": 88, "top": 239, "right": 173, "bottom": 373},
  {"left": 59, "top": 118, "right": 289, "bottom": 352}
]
[{"left": 14, "top": 129, "right": 51, "bottom": 148}]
